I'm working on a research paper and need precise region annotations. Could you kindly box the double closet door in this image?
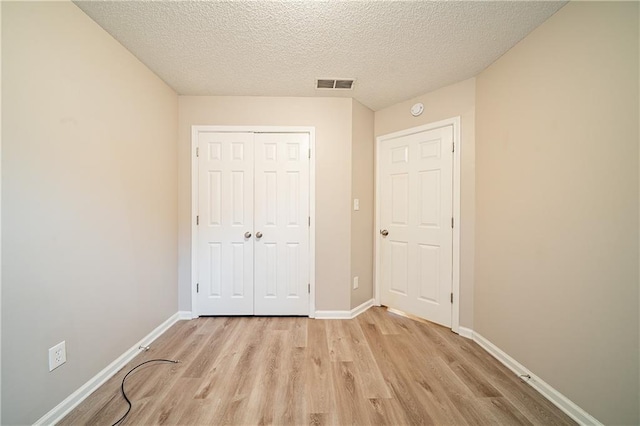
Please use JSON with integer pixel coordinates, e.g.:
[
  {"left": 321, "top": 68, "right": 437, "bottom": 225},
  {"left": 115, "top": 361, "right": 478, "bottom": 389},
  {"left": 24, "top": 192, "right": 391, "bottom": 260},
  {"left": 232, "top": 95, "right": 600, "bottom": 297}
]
[{"left": 197, "top": 131, "right": 310, "bottom": 316}]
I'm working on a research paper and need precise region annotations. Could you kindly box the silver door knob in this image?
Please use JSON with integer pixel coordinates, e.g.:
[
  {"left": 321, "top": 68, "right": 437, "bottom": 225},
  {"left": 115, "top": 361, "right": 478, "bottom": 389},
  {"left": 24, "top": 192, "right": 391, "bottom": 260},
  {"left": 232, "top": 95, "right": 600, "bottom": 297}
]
[
  {"left": 380, "top": 229, "right": 389, "bottom": 236},
  {"left": 255, "top": 232, "right": 263, "bottom": 239},
  {"left": 244, "top": 232, "right": 252, "bottom": 238}
]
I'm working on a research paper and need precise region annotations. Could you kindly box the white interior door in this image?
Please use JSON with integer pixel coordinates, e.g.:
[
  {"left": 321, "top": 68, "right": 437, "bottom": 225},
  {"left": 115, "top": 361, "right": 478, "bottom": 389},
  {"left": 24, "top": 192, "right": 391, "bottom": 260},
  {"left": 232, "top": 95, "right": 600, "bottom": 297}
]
[
  {"left": 254, "top": 133, "right": 310, "bottom": 315},
  {"left": 379, "top": 125, "right": 453, "bottom": 327},
  {"left": 197, "top": 132, "right": 255, "bottom": 315},
  {"left": 196, "top": 130, "right": 309, "bottom": 316}
]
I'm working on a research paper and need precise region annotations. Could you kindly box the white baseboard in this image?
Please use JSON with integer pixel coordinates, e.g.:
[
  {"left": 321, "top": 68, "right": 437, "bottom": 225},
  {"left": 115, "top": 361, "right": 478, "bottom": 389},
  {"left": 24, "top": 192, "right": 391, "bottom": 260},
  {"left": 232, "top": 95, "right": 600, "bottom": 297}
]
[
  {"left": 315, "top": 298, "right": 376, "bottom": 319},
  {"left": 34, "top": 312, "right": 185, "bottom": 426},
  {"left": 314, "top": 310, "right": 351, "bottom": 319},
  {"left": 473, "top": 332, "right": 602, "bottom": 426},
  {"left": 178, "top": 310, "right": 193, "bottom": 320},
  {"left": 458, "top": 326, "right": 474, "bottom": 339},
  {"left": 350, "top": 298, "right": 375, "bottom": 317}
]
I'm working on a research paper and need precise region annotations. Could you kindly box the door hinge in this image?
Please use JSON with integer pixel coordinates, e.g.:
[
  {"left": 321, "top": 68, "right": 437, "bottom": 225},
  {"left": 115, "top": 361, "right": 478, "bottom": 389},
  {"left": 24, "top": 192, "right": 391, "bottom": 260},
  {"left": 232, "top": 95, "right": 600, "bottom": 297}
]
[
  {"left": 451, "top": 217, "right": 454, "bottom": 228},
  {"left": 196, "top": 147, "right": 199, "bottom": 157},
  {"left": 450, "top": 292, "right": 453, "bottom": 303},
  {"left": 308, "top": 148, "right": 311, "bottom": 159},
  {"left": 196, "top": 215, "right": 199, "bottom": 225},
  {"left": 452, "top": 142, "right": 455, "bottom": 153},
  {"left": 308, "top": 216, "right": 311, "bottom": 227},
  {"left": 197, "top": 283, "right": 200, "bottom": 293},
  {"left": 308, "top": 283, "right": 311, "bottom": 294}
]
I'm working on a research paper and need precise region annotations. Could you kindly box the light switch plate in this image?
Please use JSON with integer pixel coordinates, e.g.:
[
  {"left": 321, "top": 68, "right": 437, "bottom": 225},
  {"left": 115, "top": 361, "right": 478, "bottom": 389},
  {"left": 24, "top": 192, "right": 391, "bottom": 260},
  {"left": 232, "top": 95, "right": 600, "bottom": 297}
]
[{"left": 353, "top": 199, "right": 360, "bottom": 211}]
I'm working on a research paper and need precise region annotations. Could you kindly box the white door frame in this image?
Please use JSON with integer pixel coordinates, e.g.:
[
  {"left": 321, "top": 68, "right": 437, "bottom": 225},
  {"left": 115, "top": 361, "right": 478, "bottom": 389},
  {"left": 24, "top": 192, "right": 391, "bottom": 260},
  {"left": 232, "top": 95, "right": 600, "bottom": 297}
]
[
  {"left": 191, "top": 125, "right": 316, "bottom": 318},
  {"left": 374, "top": 117, "right": 461, "bottom": 333}
]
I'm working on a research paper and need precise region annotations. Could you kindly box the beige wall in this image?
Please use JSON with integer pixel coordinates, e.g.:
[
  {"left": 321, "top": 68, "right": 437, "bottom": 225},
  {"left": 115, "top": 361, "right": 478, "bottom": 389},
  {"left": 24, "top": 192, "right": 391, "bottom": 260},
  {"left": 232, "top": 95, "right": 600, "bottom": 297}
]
[
  {"left": 1, "top": 2, "right": 178, "bottom": 424},
  {"left": 475, "top": 2, "right": 639, "bottom": 424},
  {"left": 1, "top": 2, "right": 3, "bottom": 422},
  {"left": 350, "top": 100, "right": 375, "bottom": 309},
  {"left": 178, "top": 96, "right": 353, "bottom": 312},
  {"left": 374, "top": 78, "right": 476, "bottom": 328}
]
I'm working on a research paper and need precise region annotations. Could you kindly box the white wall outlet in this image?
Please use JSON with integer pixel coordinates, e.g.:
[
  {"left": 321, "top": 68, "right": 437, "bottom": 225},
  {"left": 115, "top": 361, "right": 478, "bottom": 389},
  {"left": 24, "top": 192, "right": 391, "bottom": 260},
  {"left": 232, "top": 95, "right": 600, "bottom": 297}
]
[
  {"left": 353, "top": 198, "right": 360, "bottom": 211},
  {"left": 48, "top": 341, "right": 67, "bottom": 371},
  {"left": 353, "top": 276, "right": 359, "bottom": 289}
]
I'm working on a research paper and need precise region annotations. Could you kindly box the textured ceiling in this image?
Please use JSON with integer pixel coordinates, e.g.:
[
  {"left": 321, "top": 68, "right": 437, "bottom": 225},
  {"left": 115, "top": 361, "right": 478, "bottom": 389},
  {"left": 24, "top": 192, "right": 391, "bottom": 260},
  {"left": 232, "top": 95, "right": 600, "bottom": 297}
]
[{"left": 74, "top": 1, "right": 566, "bottom": 111}]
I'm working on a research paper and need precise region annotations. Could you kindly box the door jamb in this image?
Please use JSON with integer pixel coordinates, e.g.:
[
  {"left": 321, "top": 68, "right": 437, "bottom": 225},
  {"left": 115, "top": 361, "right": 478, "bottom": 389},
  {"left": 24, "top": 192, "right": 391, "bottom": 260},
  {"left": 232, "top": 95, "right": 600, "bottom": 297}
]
[
  {"left": 191, "top": 125, "right": 317, "bottom": 318},
  {"left": 374, "top": 117, "right": 461, "bottom": 333}
]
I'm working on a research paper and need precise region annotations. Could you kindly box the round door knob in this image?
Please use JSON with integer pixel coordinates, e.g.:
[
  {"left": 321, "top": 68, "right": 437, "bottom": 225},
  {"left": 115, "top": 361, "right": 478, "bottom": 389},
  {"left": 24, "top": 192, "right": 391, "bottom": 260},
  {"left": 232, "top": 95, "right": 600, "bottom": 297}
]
[
  {"left": 244, "top": 232, "right": 252, "bottom": 238},
  {"left": 380, "top": 229, "right": 389, "bottom": 236},
  {"left": 255, "top": 232, "right": 263, "bottom": 239}
]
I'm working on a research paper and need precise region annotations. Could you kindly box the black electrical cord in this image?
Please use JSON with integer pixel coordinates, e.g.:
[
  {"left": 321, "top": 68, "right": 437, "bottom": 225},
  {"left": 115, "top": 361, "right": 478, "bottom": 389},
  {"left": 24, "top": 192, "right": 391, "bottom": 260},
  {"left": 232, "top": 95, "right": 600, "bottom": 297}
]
[{"left": 111, "top": 358, "right": 180, "bottom": 426}]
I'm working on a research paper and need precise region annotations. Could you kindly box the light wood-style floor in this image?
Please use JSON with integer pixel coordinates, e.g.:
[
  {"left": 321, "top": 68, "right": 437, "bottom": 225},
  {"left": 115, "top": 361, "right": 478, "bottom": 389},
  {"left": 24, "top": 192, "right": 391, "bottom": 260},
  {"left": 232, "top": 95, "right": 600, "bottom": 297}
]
[{"left": 60, "top": 307, "right": 575, "bottom": 425}]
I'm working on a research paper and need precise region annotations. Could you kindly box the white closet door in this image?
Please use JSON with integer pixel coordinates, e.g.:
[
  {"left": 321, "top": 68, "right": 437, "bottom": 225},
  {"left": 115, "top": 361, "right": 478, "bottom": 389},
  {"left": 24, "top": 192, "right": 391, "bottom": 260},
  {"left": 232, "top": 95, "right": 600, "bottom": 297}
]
[
  {"left": 253, "top": 133, "right": 310, "bottom": 315},
  {"left": 379, "top": 125, "right": 453, "bottom": 327},
  {"left": 197, "top": 132, "right": 254, "bottom": 315}
]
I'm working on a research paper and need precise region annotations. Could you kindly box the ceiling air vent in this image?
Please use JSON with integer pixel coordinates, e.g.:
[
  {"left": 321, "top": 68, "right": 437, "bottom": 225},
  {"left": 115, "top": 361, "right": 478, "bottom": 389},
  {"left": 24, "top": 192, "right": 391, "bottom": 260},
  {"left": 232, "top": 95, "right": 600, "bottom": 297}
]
[{"left": 316, "top": 78, "right": 355, "bottom": 90}]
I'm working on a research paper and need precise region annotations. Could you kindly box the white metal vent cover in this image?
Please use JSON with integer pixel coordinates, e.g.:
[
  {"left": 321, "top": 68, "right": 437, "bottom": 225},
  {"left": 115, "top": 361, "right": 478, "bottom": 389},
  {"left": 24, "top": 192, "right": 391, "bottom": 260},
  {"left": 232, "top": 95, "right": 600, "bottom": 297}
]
[{"left": 316, "top": 78, "right": 355, "bottom": 90}]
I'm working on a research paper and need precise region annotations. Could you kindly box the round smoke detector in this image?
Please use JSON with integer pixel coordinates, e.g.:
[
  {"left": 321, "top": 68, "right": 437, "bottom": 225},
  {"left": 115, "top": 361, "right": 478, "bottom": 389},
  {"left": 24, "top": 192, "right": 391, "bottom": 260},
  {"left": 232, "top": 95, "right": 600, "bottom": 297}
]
[{"left": 411, "top": 102, "right": 424, "bottom": 117}]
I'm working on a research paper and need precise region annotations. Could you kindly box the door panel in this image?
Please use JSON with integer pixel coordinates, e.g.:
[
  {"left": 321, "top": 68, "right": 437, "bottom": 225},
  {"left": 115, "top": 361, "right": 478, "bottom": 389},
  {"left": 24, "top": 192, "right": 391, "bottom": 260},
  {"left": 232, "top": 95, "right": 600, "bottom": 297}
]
[
  {"left": 198, "top": 132, "right": 254, "bottom": 315},
  {"left": 380, "top": 125, "right": 453, "bottom": 327},
  {"left": 254, "top": 133, "right": 310, "bottom": 315},
  {"left": 389, "top": 241, "right": 409, "bottom": 295}
]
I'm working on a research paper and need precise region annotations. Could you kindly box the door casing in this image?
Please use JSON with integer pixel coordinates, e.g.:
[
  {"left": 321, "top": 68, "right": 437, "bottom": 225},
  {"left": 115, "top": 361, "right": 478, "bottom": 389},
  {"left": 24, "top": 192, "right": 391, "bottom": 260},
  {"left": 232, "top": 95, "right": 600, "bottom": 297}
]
[
  {"left": 375, "top": 117, "right": 461, "bottom": 333},
  {"left": 191, "top": 125, "right": 316, "bottom": 318}
]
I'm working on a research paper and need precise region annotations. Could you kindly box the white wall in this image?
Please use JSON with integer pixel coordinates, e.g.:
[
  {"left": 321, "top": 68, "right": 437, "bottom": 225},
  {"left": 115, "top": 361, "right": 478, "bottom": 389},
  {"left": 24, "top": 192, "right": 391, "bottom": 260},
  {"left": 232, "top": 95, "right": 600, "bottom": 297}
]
[
  {"left": 374, "top": 78, "right": 476, "bottom": 328},
  {"left": 475, "top": 2, "right": 639, "bottom": 424},
  {"left": 178, "top": 96, "right": 353, "bottom": 312},
  {"left": 1, "top": 2, "right": 178, "bottom": 424}
]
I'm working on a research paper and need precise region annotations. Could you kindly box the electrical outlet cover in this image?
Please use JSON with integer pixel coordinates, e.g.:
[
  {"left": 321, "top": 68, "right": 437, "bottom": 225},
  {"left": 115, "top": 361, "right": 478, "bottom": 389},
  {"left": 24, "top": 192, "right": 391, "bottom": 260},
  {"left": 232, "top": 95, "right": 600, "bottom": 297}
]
[{"left": 48, "top": 341, "right": 67, "bottom": 371}]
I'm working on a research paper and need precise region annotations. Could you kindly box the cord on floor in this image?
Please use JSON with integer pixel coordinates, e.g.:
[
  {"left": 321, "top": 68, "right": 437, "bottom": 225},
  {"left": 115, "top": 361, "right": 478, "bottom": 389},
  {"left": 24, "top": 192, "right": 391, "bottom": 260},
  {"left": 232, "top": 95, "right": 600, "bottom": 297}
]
[{"left": 111, "top": 358, "right": 180, "bottom": 426}]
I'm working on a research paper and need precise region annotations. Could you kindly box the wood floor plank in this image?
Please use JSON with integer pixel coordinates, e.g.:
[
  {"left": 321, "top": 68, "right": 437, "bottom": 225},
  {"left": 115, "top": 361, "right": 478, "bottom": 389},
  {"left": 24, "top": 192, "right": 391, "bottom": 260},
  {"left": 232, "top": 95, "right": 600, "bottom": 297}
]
[
  {"left": 242, "top": 331, "right": 289, "bottom": 425},
  {"left": 371, "top": 325, "right": 472, "bottom": 425},
  {"left": 452, "top": 337, "right": 575, "bottom": 425},
  {"left": 326, "top": 319, "right": 354, "bottom": 362},
  {"left": 359, "top": 321, "right": 436, "bottom": 424},
  {"left": 330, "top": 361, "right": 374, "bottom": 425},
  {"left": 367, "top": 397, "right": 412, "bottom": 425},
  {"left": 182, "top": 317, "right": 234, "bottom": 378},
  {"left": 343, "top": 317, "right": 391, "bottom": 399},
  {"left": 448, "top": 359, "right": 503, "bottom": 397},
  {"left": 127, "top": 377, "right": 200, "bottom": 425},
  {"left": 479, "top": 397, "right": 535, "bottom": 426},
  {"left": 360, "top": 306, "right": 401, "bottom": 335},
  {"left": 275, "top": 346, "right": 307, "bottom": 425},
  {"left": 304, "top": 318, "right": 337, "bottom": 418},
  {"left": 61, "top": 307, "right": 576, "bottom": 426},
  {"left": 291, "top": 316, "right": 308, "bottom": 348}
]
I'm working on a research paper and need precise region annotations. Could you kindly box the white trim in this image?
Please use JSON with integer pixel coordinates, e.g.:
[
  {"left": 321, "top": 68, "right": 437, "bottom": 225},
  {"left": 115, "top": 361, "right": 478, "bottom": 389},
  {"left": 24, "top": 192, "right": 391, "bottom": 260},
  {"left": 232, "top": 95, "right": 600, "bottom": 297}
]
[
  {"left": 451, "top": 117, "right": 461, "bottom": 333},
  {"left": 473, "top": 332, "right": 603, "bottom": 426},
  {"left": 374, "top": 117, "right": 462, "bottom": 333},
  {"left": 350, "top": 298, "right": 376, "bottom": 317},
  {"left": 308, "top": 131, "right": 316, "bottom": 318},
  {"left": 178, "top": 311, "right": 193, "bottom": 320},
  {"left": 315, "top": 298, "right": 375, "bottom": 319},
  {"left": 190, "top": 126, "right": 316, "bottom": 318},
  {"left": 314, "top": 310, "right": 352, "bottom": 319},
  {"left": 190, "top": 126, "right": 199, "bottom": 318},
  {"left": 458, "top": 326, "right": 474, "bottom": 339},
  {"left": 34, "top": 312, "right": 184, "bottom": 426}
]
